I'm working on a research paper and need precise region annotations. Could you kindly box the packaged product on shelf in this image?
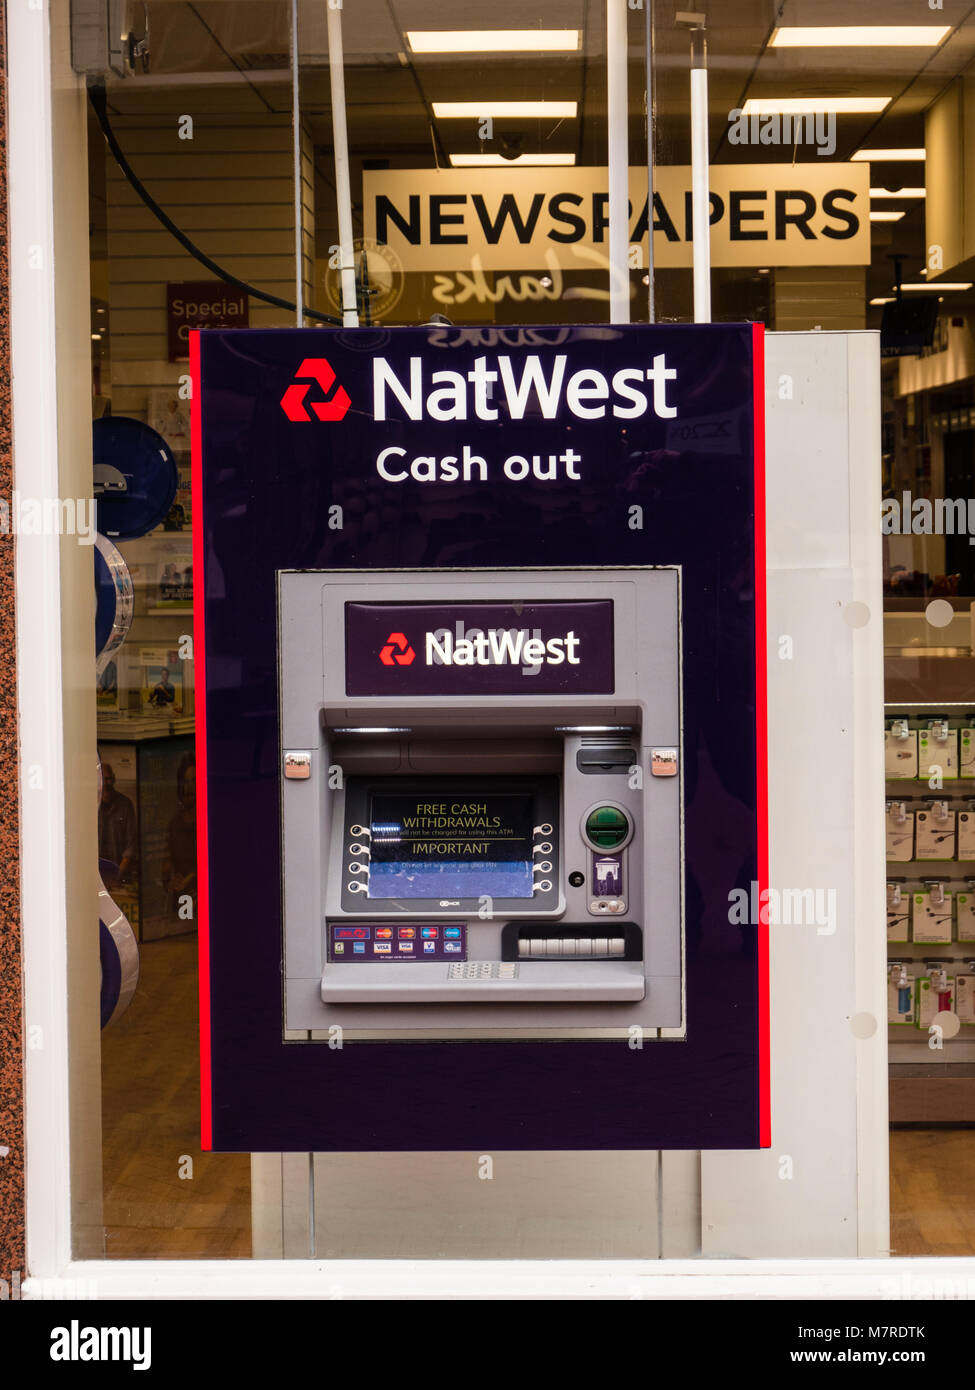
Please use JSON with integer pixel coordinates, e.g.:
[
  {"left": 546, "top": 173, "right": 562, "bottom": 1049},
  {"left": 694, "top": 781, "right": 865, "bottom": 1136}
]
[
  {"left": 956, "top": 883, "right": 975, "bottom": 942},
  {"left": 954, "top": 971, "right": 975, "bottom": 1024},
  {"left": 914, "top": 800, "right": 956, "bottom": 860},
  {"left": 958, "top": 803, "right": 975, "bottom": 861},
  {"left": 961, "top": 723, "right": 975, "bottom": 779},
  {"left": 912, "top": 882, "right": 953, "bottom": 943},
  {"left": 886, "top": 880, "right": 910, "bottom": 943},
  {"left": 915, "top": 967, "right": 954, "bottom": 1029},
  {"left": 888, "top": 963, "right": 915, "bottom": 1025},
  {"left": 885, "top": 718, "right": 918, "bottom": 780},
  {"left": 918, "top": 718, "right": 958, "bottom": 781},
  {"left": 885, "top": 800, "right": 915, "bottom": 862}
]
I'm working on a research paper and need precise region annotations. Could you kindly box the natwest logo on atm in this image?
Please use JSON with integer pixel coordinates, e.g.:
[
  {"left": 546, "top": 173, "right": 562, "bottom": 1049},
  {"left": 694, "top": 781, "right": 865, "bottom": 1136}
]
[{"left": 345, "top": 599, "right": 615, "bottom": 697}]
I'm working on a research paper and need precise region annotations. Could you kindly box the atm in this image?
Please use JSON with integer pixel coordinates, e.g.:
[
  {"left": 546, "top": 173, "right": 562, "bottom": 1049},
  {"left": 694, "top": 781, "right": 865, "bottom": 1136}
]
[{"left": 279, "top": 566, "right": 683, "bottom": 1039}]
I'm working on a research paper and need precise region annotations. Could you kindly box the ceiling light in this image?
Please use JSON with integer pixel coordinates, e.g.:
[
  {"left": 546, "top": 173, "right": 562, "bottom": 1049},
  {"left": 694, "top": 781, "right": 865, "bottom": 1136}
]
[
  {"left": 898, "top": 282, "right": 972, "bottom": 292},
  {"left": 870, "top": 187, "right": 925, "bottom": 198},
  {"left": 433, "top": 101, "right": 577, "bottom": 119},
  {"left": 770, "top": 26, "right": 950, "bottom": 48},
  {"left": 408, "top": 30, "right": 579, "bottom": 53},
  {"left": 870, "top": 210, "right": 906, "bottom": 222},
  {"left": 742, "top": 97, "right": 891, "bottom": 116},
  {"left": 870, "top": 298, "right": 895, "bottom": 305},
  {"left": 852, "top": 148, "right": 926, "bottom": 161},
  {"left": 449, "top": 152, "right": 576, "bottom": 167}
]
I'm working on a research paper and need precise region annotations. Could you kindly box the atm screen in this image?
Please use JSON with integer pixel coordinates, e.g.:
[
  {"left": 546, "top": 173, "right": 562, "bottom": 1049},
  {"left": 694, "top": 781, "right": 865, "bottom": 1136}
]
[{"left": 368, "top": 792, "right": 535, "bottom": 899}]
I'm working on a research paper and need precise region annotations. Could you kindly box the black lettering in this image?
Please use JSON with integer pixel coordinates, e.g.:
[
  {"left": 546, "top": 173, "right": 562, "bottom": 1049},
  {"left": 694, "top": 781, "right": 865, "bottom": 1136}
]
[
  {"left": 775, "top": 189, "right": 817, "bottom": 240},
  {"left": 430, "top": 194, "right": 467, "bottom": 244},
  {"left": 375, "top": 194, "right": 420, "bottom": 245},
  {"left": 652, "top": 192, "right": 680, "bottom": 242},
  {"left": 729, "top": 190, "right": 768, "bottom": 241},
  {"left": 591, "top": 195, "right": 635, "bottom": 243},
  {"left": 683, "top": 191, "right": 725, "bottom": 240},
  {"left": 548, "top": 192, "right": 586, "bottom": 243},
  {"left": 630, "top": 197, "right": 649, "bottom": 241},
  {"left": 548, "top": 191, "right": 586, "bottom": 243},
  {"left": 471, "top": 192, "right": 545, "bottom": 244},
  {"left": 821, "top": 188, "right": 859, "bottom": 240}
]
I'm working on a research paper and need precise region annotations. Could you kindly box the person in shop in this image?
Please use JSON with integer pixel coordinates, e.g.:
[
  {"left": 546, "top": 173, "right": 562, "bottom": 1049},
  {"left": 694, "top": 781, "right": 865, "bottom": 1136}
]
[
  {"left": 162, "top": 753, "right": 196, "bottom": 918},
  {"left": 98, "top": 762, "right": 137, "bottom": 887},
  {"left": 147, "top": 666, "right": 176, "bottom": 707}
]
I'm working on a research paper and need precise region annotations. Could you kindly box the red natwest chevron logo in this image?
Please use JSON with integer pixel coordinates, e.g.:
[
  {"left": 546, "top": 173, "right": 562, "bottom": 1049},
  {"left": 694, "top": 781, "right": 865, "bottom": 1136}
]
[
  {"left": 379, "top": 632, "right": 415, "bottom": 666},
  {"left": 280, "top": 358, "right": 351, "bottom": 422}
]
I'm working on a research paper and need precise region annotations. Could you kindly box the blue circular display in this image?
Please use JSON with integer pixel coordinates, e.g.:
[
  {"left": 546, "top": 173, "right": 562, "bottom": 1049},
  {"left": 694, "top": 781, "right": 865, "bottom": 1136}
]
[
  {"left": 99, "top": 919, "right": 122, "bottom": 1029},
  {"left": 93, "top": 416, "right": 179, "bottom": 540},
  {"left": 94, "top": 542, "right": 115, "bottom": 655}
]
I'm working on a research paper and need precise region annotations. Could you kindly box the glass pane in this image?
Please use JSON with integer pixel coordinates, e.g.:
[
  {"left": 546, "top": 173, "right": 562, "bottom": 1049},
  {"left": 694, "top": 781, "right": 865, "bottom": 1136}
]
[{"left": 90, "top": 0, "right": 300, "bottom": 1259}]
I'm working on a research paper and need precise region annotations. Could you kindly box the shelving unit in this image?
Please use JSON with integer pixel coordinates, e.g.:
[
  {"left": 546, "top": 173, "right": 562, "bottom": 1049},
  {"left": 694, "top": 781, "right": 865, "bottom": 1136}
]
[{"left": 886, "top": 656, "right": 975, "bottom": 1120}]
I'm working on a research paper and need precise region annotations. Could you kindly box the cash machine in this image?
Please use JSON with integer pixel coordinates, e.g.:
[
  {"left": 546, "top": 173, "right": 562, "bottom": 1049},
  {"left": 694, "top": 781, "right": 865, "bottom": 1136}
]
[{"left": 280, "top": 566, "right": 682, "bottom": 1038}]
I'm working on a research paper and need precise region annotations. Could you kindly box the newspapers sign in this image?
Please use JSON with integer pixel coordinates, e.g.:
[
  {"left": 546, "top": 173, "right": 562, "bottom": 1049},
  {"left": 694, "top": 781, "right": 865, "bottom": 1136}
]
[{"left": 363, "top": 164, "right": 870, "bottom": 276}]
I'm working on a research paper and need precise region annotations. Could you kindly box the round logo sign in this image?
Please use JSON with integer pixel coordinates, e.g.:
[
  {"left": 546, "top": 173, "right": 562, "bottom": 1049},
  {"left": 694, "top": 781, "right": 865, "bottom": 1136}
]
[{"left": 323, "top": 238, "right": 404, "bottom": 322}]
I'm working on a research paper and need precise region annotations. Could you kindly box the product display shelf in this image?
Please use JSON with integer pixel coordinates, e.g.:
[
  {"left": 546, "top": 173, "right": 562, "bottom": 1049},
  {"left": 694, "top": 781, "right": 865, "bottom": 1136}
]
[{"left": 885, "top": 696, "right": 975, "bottom": 1120}]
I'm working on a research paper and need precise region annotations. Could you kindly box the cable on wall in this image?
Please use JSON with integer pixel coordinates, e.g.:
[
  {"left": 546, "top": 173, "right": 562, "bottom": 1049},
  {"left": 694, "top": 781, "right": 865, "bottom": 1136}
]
[{"left": 87, "top": 80, "right": 341, "bottom": 325}]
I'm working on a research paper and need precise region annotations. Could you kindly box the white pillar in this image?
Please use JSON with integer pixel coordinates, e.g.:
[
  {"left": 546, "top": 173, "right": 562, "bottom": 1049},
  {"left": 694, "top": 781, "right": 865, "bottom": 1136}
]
[
  {"left": 607, "top": 0, "right": 630, "bottom": 325},
  {"left": 688, "top": 24, "right": 711, "bottom": 323},
  {"left": 327, "top": 1, "right": 359, "bottom": 327}
]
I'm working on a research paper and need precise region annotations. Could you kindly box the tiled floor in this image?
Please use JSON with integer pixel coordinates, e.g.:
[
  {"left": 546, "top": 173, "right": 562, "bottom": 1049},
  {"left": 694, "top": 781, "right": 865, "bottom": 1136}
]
[
  {"left": 890, "top": 1128, "right": 975, "bottom": 1256},
  {"left": 102, "top": 938, "right": 974, "bottom": 1258},
  {"left": 101, "top": 937, "right": 250, "bottom": 1258}
]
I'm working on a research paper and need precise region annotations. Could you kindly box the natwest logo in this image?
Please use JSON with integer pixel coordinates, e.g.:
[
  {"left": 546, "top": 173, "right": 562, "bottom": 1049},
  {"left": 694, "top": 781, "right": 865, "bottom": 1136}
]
[
  {"left": 345, "top": 599, "right": 614, "bottom": 697},
  {"left": 280, "top": 358, "right": 351, "bottom": 422},
  {"left": 371, "top": 352, "right": 678, "bottom": 423},
  {"left": 426, "top": 626, "right": 580, "bottom": 668},
  {"left": 379, "top": 632, "right": 415, "bottom": 666}
]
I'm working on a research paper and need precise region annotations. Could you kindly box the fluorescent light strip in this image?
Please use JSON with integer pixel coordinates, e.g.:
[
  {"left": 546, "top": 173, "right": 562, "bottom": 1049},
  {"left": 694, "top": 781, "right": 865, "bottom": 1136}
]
[
  {"left": 870, "top": 298, "right": 895, "bottom": 305},
  {"left": 852, "top": 148, "right": 926, "bottom": 162},
  {"left": 870, "top": 211, "right": 906, "bottom": 222},
  {"left": 449, "top": 152, "right": 576, "bottom": 167},
  {"left": 433, "top": 101, "right": 577, "bottom": 118},
  {"left": 741, "top": 97, "right": 891, "bottom": 115},
  {"left": 899, "top": 283, "right": 972, "bottom": 292},
  {"left": 870, "top": 187, "right": 925, "bottom": 199},
  {"left": 770, "top": 26, "right": 950, "bottom": 48},
  {"left": 407, "top": 30, "right": 579, "bottom": 53}
]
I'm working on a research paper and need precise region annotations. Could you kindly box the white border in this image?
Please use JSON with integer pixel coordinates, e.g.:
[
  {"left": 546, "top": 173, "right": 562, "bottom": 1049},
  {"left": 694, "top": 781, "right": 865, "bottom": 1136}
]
[
  {"left": 21, "top": 1258, "right": 975, "bottom": 1301},
  {"left": 10, "top": 0, "right": 74, "bottom": 1279},
  {"left": 11, "top": 0, "right": 964, "bottom": 1301}
]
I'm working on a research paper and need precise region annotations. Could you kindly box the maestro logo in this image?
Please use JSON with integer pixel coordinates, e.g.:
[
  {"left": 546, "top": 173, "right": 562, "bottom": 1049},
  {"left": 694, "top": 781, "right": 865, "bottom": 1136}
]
[
  {"left": 379, "top": 632, "right": 415, "bottom": 666},
  {"left": 280, "top": 357, "right": 351, "bottom": 422}
]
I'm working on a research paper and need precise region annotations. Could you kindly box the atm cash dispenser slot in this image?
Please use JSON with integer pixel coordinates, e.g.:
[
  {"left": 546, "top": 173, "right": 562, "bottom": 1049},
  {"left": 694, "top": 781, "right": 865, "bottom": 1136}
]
[{"left": 278, "top": 568, "right": 683, "bottom": 1038}]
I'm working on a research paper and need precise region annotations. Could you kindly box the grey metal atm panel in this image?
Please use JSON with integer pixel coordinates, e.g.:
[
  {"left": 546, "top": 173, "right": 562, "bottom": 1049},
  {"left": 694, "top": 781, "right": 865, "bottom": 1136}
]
[{"left": 279, "top": 567, "right": 682, "bottom": 1040}]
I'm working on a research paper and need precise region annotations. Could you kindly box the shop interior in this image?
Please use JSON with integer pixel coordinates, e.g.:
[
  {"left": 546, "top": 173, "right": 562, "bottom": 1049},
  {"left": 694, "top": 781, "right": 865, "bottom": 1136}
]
[{"left": 85, "top": 0, "right": 975, "bottom": 1257}]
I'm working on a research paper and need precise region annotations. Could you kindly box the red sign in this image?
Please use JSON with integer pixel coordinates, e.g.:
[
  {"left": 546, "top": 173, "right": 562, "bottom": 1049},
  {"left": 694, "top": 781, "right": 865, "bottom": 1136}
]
[{"left": 167, "top": 282, "right": 248, "bottom": 362}]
